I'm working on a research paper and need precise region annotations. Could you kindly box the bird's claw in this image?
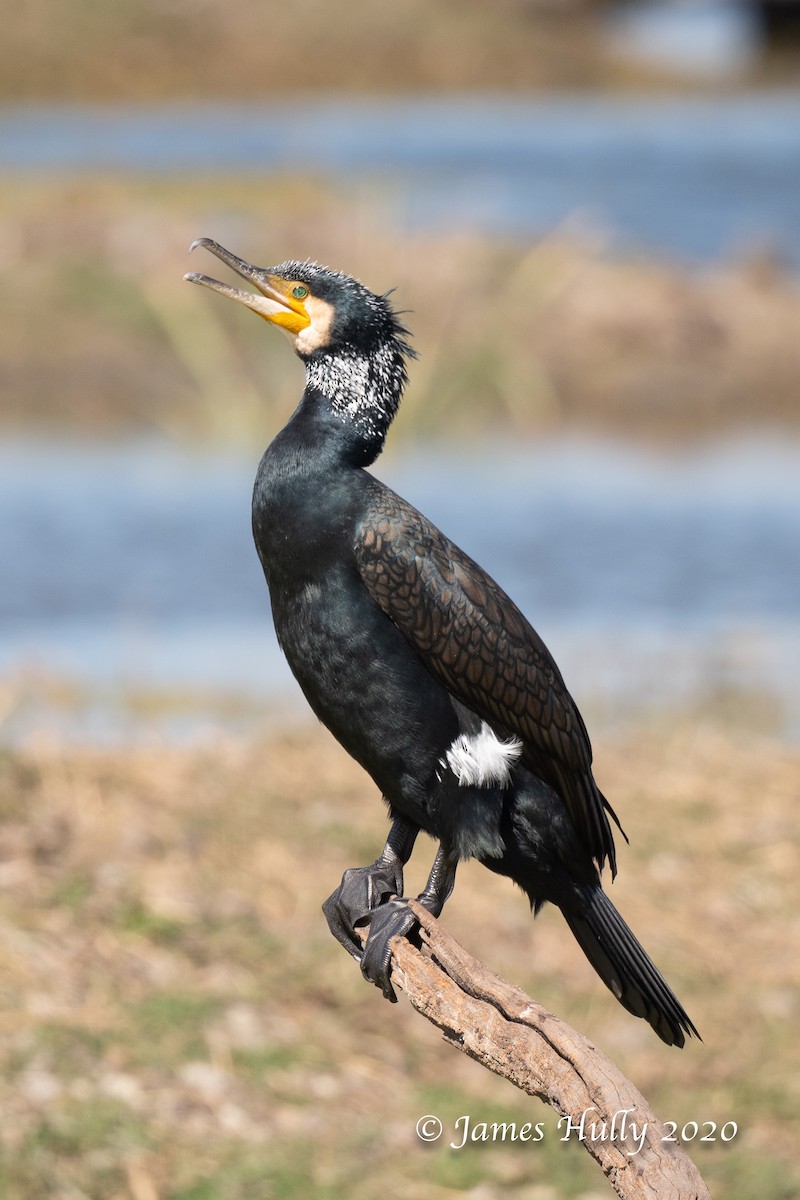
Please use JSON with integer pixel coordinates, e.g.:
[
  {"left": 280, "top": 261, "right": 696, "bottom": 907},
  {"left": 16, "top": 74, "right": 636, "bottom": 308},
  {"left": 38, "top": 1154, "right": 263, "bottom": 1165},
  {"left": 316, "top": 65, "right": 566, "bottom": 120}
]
[
  {"left": 360, "top": 897, "right": 420, "bottom": 1003},
  {"left": 322, "top": 862, "right": 403, "bottom": 960}
]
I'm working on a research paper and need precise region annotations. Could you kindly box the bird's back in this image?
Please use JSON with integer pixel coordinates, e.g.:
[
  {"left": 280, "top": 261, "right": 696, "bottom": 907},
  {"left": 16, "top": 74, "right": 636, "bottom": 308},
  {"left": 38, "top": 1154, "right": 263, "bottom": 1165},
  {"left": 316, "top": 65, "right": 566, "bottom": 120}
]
[{"left": 354, "top": 478, "right": 621, "bottom": 875}]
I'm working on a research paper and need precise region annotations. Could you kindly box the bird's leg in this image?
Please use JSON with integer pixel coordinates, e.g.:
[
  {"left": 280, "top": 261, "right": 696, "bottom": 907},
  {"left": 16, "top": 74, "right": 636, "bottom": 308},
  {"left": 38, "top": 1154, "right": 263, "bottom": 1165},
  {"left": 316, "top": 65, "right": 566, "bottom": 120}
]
[
  {"left": 360, "top": 842, "right": 458, "bottom": 1003},
  {"left": 322, "top": 813, "right": 419, "bottom": 962}
]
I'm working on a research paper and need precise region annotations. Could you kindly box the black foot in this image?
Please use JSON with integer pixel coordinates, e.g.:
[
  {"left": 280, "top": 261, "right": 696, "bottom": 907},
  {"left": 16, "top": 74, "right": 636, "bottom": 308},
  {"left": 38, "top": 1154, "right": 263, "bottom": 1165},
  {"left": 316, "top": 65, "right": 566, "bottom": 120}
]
[
  {"left": 322, "top": 861, "right": 403, "bottom": 961},
  {"left": 360, "top": 898, "right": 420, "bottom": 1003}
]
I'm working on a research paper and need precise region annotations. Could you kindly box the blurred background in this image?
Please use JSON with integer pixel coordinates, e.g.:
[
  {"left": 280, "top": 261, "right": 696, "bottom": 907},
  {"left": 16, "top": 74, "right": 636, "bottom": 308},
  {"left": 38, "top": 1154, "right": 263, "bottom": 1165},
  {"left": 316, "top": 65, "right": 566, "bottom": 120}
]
[{"left": 1, "top": 3, "right": 799, "bottom": 1199}]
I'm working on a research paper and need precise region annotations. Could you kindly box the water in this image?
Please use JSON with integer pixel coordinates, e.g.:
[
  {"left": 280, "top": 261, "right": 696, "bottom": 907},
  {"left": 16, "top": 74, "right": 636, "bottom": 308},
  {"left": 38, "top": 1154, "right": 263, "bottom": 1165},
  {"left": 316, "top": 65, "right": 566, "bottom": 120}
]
[
  {"left": 2, "top": 436, "right": 798, "bottom": 743},
  {"left": 606, "top": 0, "right": 761, "bottom": 78},
  {"left": 3, "top": 92, "right": 800, "bottom": 264}
]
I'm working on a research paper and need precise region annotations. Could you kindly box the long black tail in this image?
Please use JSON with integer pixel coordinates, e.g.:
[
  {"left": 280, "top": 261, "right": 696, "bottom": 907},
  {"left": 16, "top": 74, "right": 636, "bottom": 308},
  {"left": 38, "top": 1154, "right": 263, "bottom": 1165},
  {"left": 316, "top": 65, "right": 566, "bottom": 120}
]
[{"left": 562, "top": 886, "right": 700, "bottom": 1048}]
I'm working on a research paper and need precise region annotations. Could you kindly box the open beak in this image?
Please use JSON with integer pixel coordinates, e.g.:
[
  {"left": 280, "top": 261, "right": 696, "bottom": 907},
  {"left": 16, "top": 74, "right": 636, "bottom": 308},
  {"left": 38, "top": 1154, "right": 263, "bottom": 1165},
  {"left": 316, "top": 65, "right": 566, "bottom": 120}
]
[{"left": 184, "top": 238, "right": 310, "bottom": 334}]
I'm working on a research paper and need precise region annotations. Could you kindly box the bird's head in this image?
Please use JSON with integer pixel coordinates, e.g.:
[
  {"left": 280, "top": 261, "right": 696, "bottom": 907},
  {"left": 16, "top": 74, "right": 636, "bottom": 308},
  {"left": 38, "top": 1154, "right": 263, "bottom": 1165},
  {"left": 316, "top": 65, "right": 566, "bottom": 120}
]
[
  {"left": 184, "top": 239, "right": 414, "bottom": 463},
  {"left": 184, "top": 238, "right": 411, "bottom": 363}
]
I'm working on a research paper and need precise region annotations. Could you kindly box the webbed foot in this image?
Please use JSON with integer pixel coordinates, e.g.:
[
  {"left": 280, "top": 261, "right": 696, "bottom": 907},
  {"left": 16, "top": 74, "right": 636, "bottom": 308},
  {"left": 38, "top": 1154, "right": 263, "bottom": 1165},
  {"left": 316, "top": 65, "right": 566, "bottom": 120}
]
[
  {"left": 322, "top": 830, "right": 457, "bottom": 1006},
  {"left": 322, "top": 860, "right": 404, "bottom": 961},
  {"left": 360, "top": 842, "right": 458, "bottom": 1003},
  {"left": 360, "top": 898, "right": 420, "bottom": 1003}
]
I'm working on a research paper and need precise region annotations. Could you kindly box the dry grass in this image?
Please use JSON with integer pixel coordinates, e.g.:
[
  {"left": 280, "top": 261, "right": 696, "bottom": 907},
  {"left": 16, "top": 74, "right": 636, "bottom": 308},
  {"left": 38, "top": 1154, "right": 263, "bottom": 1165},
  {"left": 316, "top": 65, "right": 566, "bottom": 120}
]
[
  {"left": 7, "top": 0, "right": 800, "bottom": 104},
  {"left": 0, "top": 715, "right": 797, "bottom": 1198},
  {"left": 0, "top": 0, "right": 679, "bottom": 104},
  {"left": 2, "top": 173, "right": 800, "bottom": 446}
]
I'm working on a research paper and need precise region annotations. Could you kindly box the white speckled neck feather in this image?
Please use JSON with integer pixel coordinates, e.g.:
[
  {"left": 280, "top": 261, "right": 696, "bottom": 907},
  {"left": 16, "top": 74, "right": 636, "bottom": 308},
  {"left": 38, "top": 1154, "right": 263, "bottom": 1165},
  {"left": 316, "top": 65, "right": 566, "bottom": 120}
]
[{"left": 305, "top": 341, "right": 407, "bottom": 441}]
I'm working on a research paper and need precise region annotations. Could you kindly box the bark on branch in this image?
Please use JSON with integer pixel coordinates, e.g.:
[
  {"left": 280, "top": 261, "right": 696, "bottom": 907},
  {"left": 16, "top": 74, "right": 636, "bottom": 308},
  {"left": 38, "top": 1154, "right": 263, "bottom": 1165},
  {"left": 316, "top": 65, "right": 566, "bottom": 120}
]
[{"left": 382, "top": 900, "right": 710, "bottom": 1200}]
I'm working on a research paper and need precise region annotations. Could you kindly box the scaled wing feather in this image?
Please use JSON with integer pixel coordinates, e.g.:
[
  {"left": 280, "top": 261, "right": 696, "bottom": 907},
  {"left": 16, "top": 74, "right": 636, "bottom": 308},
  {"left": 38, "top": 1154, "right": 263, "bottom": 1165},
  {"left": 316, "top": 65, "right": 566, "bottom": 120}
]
[{"left": 354, "top": 485, "right": 620, "bottom": 874}]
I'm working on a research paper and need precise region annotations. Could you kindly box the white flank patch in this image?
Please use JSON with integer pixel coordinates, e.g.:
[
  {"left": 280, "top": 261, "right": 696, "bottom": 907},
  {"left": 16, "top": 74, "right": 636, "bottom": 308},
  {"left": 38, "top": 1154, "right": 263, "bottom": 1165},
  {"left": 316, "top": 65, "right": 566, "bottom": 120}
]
[{"left": 443, "top": 723, "right": 523, "bottom": 789}]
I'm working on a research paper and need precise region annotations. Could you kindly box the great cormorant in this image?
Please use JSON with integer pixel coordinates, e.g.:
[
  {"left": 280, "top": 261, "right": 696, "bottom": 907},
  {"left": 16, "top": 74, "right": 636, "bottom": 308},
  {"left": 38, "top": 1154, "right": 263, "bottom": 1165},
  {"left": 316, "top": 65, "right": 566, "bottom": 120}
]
[{"left": 185, "top": 239, "right": 698, "bottom": 1048}]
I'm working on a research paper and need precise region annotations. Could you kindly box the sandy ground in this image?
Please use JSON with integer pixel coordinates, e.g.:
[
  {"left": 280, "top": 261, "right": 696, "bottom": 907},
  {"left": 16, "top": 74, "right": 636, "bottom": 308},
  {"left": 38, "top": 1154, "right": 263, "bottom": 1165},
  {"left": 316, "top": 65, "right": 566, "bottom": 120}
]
[{"left": 0, "top": 713, "right": 797, "bottom": 1199}]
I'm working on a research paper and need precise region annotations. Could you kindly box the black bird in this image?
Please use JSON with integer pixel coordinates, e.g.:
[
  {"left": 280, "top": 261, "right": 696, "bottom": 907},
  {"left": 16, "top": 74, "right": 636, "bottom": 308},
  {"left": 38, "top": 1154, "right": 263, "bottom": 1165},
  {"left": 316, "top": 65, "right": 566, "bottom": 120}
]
[{"left": 185, "top": 240, "right": 699, "bottom": 1048}]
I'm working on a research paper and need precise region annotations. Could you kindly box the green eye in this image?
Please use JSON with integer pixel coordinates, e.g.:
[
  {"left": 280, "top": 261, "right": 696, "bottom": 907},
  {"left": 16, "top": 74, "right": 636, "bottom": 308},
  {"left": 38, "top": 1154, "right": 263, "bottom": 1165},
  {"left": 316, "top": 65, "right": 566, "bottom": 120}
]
[{"left": 292, "top": 285, "right": 309, "bottom": 300}]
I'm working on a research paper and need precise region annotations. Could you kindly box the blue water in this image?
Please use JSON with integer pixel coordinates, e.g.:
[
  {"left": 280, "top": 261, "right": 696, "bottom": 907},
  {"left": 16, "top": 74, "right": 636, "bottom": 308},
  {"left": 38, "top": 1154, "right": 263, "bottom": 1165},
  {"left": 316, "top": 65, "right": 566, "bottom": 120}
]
[
  {"left": 4, "top": 86, "right": 799, "bottom": 741},
  {"left": 3, "top": 92, "right": 800, "bottom": 264},
  {"left": 606, "top": 0, "right": 761, "bottom": 78},
  {"left": 2, "top": 436, "right": 799, "bottom": 743}
]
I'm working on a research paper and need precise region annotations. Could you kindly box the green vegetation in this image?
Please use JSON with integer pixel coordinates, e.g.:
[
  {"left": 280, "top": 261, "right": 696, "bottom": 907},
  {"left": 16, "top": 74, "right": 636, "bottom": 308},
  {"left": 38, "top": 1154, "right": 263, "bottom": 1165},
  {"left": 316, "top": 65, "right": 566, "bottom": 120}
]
[{"left": 0, "top": 719, "right": 796, "bottom": 1197}]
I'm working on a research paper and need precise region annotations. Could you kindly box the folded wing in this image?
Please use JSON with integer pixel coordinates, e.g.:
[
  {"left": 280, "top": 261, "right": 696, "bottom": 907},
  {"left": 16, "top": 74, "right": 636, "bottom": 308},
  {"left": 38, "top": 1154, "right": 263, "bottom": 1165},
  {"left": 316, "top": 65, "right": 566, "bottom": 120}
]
[{"left": 354, "top": 484, "right": 622, "bottom": 875}]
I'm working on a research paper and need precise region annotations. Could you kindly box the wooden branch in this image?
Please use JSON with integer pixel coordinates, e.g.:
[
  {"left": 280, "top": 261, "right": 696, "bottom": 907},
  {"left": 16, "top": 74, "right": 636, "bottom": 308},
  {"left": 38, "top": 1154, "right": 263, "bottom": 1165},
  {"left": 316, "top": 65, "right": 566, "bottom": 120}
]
[{"left": 383, "top": 901, "right": 710, "bottom": 1200}]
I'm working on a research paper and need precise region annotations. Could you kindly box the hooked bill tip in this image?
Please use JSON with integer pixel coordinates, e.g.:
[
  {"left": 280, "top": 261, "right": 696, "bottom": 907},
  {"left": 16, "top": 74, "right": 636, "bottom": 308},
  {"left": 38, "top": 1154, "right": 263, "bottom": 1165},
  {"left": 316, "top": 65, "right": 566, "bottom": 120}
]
[{"left": 188, "top": 237, "right": 215, "bottom": 255}]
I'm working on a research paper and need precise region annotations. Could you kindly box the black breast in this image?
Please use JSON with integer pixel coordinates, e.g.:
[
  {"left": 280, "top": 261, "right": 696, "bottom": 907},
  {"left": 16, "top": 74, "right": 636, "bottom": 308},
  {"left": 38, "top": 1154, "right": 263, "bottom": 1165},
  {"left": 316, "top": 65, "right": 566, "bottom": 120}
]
[{"left": 251, "top": 426, "right": 459, "bottom": 830}]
